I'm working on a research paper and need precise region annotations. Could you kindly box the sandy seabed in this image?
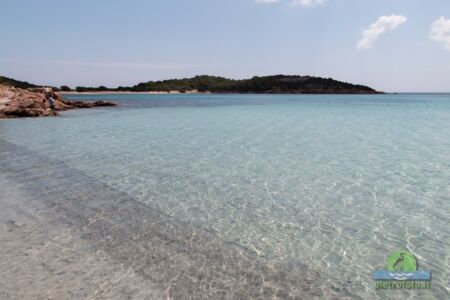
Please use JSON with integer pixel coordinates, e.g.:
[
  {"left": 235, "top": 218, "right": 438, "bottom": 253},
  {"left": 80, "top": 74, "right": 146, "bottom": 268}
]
[{"left": 0, "top": 141, "right": 335, "bottom": 299}]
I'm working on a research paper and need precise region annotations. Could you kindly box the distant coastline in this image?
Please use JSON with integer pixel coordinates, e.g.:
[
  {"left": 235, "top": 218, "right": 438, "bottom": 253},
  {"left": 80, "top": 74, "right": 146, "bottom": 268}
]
[
  {"left": 60, "top": 90, "right": 206, "bottom": 95},
  {"left": 1, "top": 74, "right": 382, "bottom": 95},
  {"left": 0, "top": 73, "right": 385, "bottom": 119},
  {"left": 61, "top": 90, "right": 382, "bottom": 95}
]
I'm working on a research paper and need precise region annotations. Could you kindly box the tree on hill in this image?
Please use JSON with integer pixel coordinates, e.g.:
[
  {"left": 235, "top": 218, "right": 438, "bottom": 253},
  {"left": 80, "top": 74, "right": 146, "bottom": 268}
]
[{"left": 60, "top": 85, "right": 72, "bottom": 92}]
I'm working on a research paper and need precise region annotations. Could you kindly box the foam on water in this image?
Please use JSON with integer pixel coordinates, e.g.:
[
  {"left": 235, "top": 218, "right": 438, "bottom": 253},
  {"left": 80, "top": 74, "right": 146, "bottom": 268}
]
[{"left": 1, "top": 94, "right": 449, "bottom": 299}]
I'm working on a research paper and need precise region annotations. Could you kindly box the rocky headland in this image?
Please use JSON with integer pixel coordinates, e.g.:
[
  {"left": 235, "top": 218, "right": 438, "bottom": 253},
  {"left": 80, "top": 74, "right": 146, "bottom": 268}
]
[
  {"left": 0, "top": 84, "right": 116, "bottom": 118},
  {"left": 80, "top": 75, "right": 382, "bottom": 94}
]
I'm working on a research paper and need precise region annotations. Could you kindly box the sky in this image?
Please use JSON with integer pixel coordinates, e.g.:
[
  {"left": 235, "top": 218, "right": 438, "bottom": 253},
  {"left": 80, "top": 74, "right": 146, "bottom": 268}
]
[{"left": 1, "top": 0, "right": 450, "bottom": 92}]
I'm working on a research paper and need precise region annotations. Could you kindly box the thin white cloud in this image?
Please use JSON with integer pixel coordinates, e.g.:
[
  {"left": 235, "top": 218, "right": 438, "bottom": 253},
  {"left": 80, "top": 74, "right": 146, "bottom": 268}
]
[
  {"left": 255, "top": 0, "right": 324, "bottom": 6},
  {"left": 357, "top": 14, "right": 407, "bottom": 50},
  {"left": 430, "top": 17, "right": 450, "bottom": 51},
  {"left": 292, "top": 0, "right": 325, "bottom": 7},
  {"left": 255, "top": 0, "right": 280, "bottom": 3}
]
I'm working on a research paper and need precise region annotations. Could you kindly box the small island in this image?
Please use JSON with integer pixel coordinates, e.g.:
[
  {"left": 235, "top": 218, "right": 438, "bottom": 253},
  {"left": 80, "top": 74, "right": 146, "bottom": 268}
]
[
  {"left": 69, "top": 75, "right": 381, "bottom": 94},
  {"left": 0, "top": 74, "right": 381, "bottom": 118}
]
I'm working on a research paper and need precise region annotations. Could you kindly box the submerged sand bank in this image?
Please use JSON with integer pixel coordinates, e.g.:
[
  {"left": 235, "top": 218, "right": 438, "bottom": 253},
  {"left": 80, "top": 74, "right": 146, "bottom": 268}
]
[
  {"left": 0, "top": 173, "right": 163, "bottom": 299},
  {"left": 0, "top": 141, "right": 344, "bottom": 299}
]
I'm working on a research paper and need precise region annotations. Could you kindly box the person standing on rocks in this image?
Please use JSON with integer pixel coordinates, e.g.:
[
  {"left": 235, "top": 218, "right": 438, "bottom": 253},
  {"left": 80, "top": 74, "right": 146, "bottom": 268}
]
[
  {"left": 47, "top": 94, "right": 55, "bottom": 111},
  {"left": 43, "top": 86, "right": 55, "bottom": 111}
]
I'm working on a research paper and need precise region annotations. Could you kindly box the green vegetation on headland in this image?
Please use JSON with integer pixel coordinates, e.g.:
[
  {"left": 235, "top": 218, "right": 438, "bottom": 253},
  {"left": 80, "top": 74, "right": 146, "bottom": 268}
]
[
  {"left": 96, "top": 75, "right": 380, "bottom": 94},
  {"left": 1, "top": 75, "right": 382, "bottom": 94},
  {"left": 0, "top": 76, "right": 38, "bottom": 89}
]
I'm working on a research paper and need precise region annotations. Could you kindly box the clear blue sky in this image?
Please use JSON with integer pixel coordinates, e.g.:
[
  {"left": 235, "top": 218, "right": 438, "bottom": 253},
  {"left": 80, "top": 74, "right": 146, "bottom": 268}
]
[{"left": 1, "top": 0, "right": 449, "bottom": 92}]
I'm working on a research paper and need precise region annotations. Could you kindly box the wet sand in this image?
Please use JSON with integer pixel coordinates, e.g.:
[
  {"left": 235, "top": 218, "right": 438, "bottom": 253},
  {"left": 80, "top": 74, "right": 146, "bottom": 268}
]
[{"left": 0, "top": 141, "right": 342, "bottom": 299}]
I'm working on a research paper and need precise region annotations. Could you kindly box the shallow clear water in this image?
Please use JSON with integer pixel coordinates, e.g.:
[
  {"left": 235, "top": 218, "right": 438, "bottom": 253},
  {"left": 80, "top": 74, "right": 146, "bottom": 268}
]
[{"left": 1, "top": 94, "right": 449, "bottom": 299}]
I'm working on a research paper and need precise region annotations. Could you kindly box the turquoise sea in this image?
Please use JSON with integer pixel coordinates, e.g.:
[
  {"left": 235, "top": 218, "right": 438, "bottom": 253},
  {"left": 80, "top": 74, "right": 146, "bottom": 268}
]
[{"left": 1, "top": 94, "right": 449, "bottom": 299}]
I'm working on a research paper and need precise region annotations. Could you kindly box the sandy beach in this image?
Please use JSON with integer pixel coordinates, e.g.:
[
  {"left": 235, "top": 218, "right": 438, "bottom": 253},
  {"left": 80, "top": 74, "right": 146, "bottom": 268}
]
[{"left": 60, "top": 90, "right": 205, "bottom": 95}]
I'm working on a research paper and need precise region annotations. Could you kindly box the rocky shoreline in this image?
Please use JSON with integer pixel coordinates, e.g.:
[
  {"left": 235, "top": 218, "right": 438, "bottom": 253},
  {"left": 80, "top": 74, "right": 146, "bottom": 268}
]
[{"left": 0, "top": 85, "right": 116, "bottom": 118}]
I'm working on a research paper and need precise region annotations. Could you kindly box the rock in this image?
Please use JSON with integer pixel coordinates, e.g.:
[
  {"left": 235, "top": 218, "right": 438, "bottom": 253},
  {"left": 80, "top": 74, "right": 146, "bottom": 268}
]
[
  {"left": 59, "top": 99, "right": 117, "bottom": 109},
  {"left": 0, "top": 85, "right": 117, "bottom": 118}
]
